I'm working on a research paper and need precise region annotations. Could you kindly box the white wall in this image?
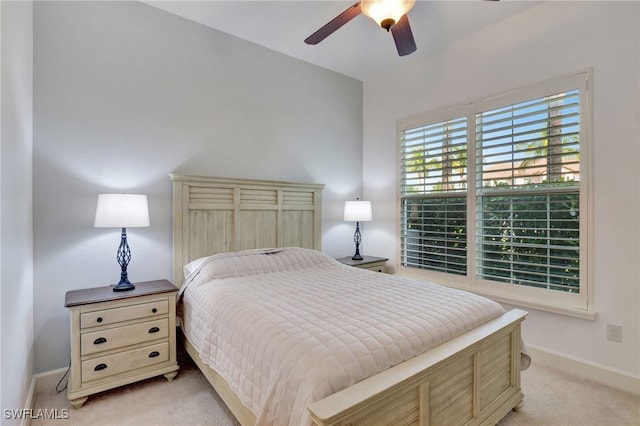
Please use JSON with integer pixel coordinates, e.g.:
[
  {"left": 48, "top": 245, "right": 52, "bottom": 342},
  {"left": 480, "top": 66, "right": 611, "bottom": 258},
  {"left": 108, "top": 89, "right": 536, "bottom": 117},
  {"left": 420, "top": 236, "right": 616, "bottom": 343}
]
[
  {"left": 363, "top": 2, "right": 640, "bottom": 379},
  {"left": 1, "top": 0, "right": 34, "bottom": 421},
  {"left": 33, "top": 1, "right": 363, "bottom": 373}
]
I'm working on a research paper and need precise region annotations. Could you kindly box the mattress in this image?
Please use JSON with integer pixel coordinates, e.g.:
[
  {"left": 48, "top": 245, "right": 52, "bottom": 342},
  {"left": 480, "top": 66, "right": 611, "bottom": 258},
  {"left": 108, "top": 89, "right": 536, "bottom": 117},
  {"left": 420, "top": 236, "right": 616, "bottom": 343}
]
[{"left": 179, "top": 248, "right": 505, "bottom": 426}]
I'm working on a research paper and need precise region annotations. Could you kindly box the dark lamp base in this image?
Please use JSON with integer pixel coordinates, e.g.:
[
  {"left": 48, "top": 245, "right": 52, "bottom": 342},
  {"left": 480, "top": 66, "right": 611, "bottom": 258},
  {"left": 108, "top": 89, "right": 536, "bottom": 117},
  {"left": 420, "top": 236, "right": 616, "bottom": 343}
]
[
  {"left": 351, "top": 221, "right": 364, "bottom": 261},
  {"left": 113, "top": 227, "right": 135, "bottom": 292},
  {"left": 113, "top": 280, "right": 135, "bottom": 292}
]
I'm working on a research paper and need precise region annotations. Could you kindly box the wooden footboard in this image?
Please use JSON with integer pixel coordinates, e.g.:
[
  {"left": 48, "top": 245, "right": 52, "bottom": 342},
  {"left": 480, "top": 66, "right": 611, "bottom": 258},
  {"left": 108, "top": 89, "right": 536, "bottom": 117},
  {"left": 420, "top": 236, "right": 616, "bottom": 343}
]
[
  {"left": 307, "top": 309, "right": 527, "bottom": 426},
  {"left": 183, "top": 309, "right": 526, "bottom": 426}
]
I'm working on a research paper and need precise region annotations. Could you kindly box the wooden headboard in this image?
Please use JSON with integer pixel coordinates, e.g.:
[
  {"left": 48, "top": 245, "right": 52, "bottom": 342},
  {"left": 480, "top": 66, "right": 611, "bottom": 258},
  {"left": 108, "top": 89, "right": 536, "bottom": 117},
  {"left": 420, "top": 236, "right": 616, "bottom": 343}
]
[{"left": 171, "top": 175, "right": 325, "bottom": 286}]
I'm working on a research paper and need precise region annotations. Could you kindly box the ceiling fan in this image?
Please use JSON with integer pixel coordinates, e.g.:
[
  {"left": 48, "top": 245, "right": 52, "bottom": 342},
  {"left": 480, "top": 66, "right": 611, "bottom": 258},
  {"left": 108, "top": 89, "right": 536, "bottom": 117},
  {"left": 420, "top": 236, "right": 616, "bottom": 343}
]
[
  {"left": 305, "top": 0, "right": 499, "bottom": 57},
  {"left": 304, "top": 0, "right": 418, "bottom": 57}
]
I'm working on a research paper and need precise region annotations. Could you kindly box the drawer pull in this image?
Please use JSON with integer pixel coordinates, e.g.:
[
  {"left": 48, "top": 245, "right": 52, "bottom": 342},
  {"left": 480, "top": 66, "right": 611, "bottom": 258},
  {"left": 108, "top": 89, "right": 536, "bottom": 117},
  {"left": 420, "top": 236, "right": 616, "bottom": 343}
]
[
  {"left": 94, "top": 363, "right": 107, "bottom": 371},
  {"left": 148, "top": 327, "right": 160, "bottom": 334},
  {"left": 148, "top": 351, "right": 160, "bottom": 358},
  {"left": 152, "top": 308, "right": 157, "bottom": 313},
  {"left": 93, "top": 337, "right": 107, "bottom": 345},
  {"left": 96, "top": 317, "right": 103, "bottom": 323}
]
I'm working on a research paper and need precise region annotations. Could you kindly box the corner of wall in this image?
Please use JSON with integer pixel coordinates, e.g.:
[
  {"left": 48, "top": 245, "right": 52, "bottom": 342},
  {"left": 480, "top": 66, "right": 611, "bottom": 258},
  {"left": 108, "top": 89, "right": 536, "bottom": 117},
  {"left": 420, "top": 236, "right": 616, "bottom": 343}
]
[{"left": 1, "top": 0, "right": 35, "bottom": 423}]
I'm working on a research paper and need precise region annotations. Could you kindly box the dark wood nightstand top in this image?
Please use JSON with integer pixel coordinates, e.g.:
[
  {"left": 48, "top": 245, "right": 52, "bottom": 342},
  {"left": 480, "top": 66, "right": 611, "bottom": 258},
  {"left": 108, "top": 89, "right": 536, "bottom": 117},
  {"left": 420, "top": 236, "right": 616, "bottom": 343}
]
[
  {"left": 65, "top": 279, "right": 177, "bottom": 307},
  {"left": 335, "top": 255, "right": 389, "bottom": 268}
]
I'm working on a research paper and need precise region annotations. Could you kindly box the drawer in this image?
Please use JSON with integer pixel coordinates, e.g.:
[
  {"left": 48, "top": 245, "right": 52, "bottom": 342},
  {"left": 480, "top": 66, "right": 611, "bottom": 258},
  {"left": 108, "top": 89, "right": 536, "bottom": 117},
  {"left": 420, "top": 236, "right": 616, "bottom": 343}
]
[
  {"left": 81, "top": 300, "right": 168, "bottom": 329},
  {"left": 81, "top": 318, "right": 168, "bottom": 356},
  {"left": 82, "top": 341, "right": 169, "bottom": 382},
  {"left": 364, "top": 265, "right": 386, "bottom": 273}
]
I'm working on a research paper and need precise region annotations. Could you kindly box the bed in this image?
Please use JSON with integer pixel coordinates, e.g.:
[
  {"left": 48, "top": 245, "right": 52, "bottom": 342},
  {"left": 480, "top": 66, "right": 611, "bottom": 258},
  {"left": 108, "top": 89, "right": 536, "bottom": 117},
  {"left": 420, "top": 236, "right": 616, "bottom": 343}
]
[{"left": 171, "top": 174, "right": 527, "bottom": 426}]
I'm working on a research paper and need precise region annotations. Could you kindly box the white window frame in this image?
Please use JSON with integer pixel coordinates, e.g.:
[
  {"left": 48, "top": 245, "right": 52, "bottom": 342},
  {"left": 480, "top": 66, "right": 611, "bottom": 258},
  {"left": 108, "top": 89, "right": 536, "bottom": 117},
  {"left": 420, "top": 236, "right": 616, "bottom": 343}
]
[{"left": 397, "top": 70, "right": 594, "bottom": 319}]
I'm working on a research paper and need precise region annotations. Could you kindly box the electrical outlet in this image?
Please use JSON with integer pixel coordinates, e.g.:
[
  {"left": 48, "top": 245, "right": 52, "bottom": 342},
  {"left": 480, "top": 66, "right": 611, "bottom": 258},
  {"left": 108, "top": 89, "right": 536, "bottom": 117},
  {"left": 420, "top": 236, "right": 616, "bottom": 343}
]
[{"left": 606, "top": 324, "right": 622, "bottom": 342}]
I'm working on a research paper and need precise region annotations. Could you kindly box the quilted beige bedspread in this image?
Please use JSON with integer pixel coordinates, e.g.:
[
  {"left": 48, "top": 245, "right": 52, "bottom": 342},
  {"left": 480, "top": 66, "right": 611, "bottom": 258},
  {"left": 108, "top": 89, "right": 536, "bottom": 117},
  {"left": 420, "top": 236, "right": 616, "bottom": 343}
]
[{"left": 179, "top": 248, "right": 504, "bottom": 426}]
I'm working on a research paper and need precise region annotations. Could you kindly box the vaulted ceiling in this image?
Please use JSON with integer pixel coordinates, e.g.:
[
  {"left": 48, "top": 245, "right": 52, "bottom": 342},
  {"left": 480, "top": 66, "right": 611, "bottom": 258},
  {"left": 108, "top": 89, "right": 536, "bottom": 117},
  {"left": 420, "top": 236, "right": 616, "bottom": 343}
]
[{"left": 145, "top": 1, "right": 542, "bottom": 81}]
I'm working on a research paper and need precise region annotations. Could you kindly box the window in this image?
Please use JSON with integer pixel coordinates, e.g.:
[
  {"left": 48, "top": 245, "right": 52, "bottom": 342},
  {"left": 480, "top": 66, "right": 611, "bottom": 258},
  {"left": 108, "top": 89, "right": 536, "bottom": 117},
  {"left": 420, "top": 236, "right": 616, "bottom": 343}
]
[
  {"left": 399, "top": 72, "right": 591, "bottom": 315},
  {"left": 401, "top": 116, "right": 468, "bottom": 276}
]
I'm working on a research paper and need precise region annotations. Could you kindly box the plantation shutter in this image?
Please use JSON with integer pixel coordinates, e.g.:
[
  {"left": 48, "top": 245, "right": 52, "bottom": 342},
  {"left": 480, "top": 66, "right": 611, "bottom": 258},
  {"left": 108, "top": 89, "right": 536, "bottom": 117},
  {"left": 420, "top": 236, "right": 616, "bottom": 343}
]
[
  {"left": 475, "top": 90, "right": 581, "bottom": 292},
  {"left": 400, "top": 117, "right": 468, "bottom": 275}
]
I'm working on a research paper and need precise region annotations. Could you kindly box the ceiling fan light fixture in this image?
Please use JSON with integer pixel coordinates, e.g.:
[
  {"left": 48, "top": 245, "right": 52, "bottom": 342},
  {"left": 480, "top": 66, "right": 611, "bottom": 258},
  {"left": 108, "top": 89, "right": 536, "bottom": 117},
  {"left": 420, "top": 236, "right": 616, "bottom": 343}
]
[{"left": 360, "top": 0, "right": 416, "bottom": 31}]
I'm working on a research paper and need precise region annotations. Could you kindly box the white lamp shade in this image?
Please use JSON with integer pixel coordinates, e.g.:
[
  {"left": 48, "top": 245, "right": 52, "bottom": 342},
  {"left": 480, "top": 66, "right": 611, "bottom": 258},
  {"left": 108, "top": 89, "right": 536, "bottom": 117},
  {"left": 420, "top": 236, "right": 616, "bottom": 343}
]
[
  {"left": 360, "top": 0, "right": 416, "bottom": 27},
  {"left": 344, "top": 200, "right": 373, "bottom": 222},
  {"left": 94, "top": 194, "right": 150, "bottom": 228}
]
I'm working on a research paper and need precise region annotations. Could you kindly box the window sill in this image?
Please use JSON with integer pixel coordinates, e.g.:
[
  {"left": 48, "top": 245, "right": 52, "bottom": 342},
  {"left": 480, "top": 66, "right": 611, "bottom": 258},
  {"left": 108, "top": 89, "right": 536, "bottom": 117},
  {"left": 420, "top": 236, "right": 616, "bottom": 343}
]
[
  {"left": 395, "top": 268, "right": 597, "bottom": 320},
  {"left": 476, "top": 291, "right": 597, "bottom": 321}
]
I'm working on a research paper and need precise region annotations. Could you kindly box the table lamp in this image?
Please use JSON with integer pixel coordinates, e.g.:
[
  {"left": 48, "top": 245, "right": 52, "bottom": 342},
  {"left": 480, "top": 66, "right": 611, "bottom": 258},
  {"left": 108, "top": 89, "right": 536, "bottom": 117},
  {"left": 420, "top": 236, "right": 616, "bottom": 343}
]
[
  {"left": 344, "top": 199, "right": 372, "bottom": 260},
  {"left": 94, "top": 194, "right": 150, "bottom": 291}
]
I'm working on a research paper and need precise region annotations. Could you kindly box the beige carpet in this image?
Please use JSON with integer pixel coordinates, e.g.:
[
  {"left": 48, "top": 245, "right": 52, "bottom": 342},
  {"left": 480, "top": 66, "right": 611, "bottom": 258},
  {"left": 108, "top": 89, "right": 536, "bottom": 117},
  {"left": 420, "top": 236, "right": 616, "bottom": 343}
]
[{"left": 32, "top": 355, "right": 639, "bottom": 426}]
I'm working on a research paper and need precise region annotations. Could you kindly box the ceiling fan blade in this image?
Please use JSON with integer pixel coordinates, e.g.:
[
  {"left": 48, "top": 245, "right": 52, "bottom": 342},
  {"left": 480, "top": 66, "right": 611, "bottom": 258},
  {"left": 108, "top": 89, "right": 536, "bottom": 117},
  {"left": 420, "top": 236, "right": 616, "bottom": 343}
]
[
  {"left": 391, "top": 14, "right": 417, "bottom": 56},
  {"left": 304, "top": 2, "right": 362, "bottom": 45}
]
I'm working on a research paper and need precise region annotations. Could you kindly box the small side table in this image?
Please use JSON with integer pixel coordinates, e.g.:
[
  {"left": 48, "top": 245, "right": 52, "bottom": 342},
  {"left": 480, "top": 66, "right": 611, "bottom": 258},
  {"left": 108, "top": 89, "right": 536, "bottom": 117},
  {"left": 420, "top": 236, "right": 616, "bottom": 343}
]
[
  {"left": 335, "top": 255, "right": 388, "bottom": 273},
  {"left": 64, "top": 279, "right": 179, "bottom": 408}
]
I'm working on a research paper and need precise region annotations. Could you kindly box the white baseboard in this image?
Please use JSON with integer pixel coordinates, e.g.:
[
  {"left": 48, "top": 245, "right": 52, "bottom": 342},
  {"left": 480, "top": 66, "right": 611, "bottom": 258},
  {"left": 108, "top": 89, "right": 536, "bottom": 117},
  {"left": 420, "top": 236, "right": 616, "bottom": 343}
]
[
  {"left": 20, "top": 367, "right": 69, "bottom": 426},
  {"left": 33, "top": 367, "right": 68, "bottom": 394},
  {"left": 21, "top": 375, "right": 36, "bottom": 426},
  {"left": 527, "top": 344, "right": 640, "bottom": 396}
]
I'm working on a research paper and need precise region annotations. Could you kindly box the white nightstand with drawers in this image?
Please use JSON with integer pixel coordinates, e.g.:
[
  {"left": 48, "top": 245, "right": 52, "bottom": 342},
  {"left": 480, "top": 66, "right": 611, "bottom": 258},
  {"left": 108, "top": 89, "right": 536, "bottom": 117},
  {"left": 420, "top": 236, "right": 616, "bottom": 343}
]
[
  {"left": 335, "top": 255, "right": 388, "bottom": 272},
  {"left": 64, "top": 279, "right": 179, "bottom": 408}
]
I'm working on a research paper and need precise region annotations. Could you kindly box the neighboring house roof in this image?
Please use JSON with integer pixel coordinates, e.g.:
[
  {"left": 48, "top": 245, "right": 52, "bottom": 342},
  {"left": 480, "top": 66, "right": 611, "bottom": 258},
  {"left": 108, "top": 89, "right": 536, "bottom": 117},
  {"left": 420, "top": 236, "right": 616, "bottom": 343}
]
[{"left": 482, "top": 156, "right": 580, "bottom": 185}]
